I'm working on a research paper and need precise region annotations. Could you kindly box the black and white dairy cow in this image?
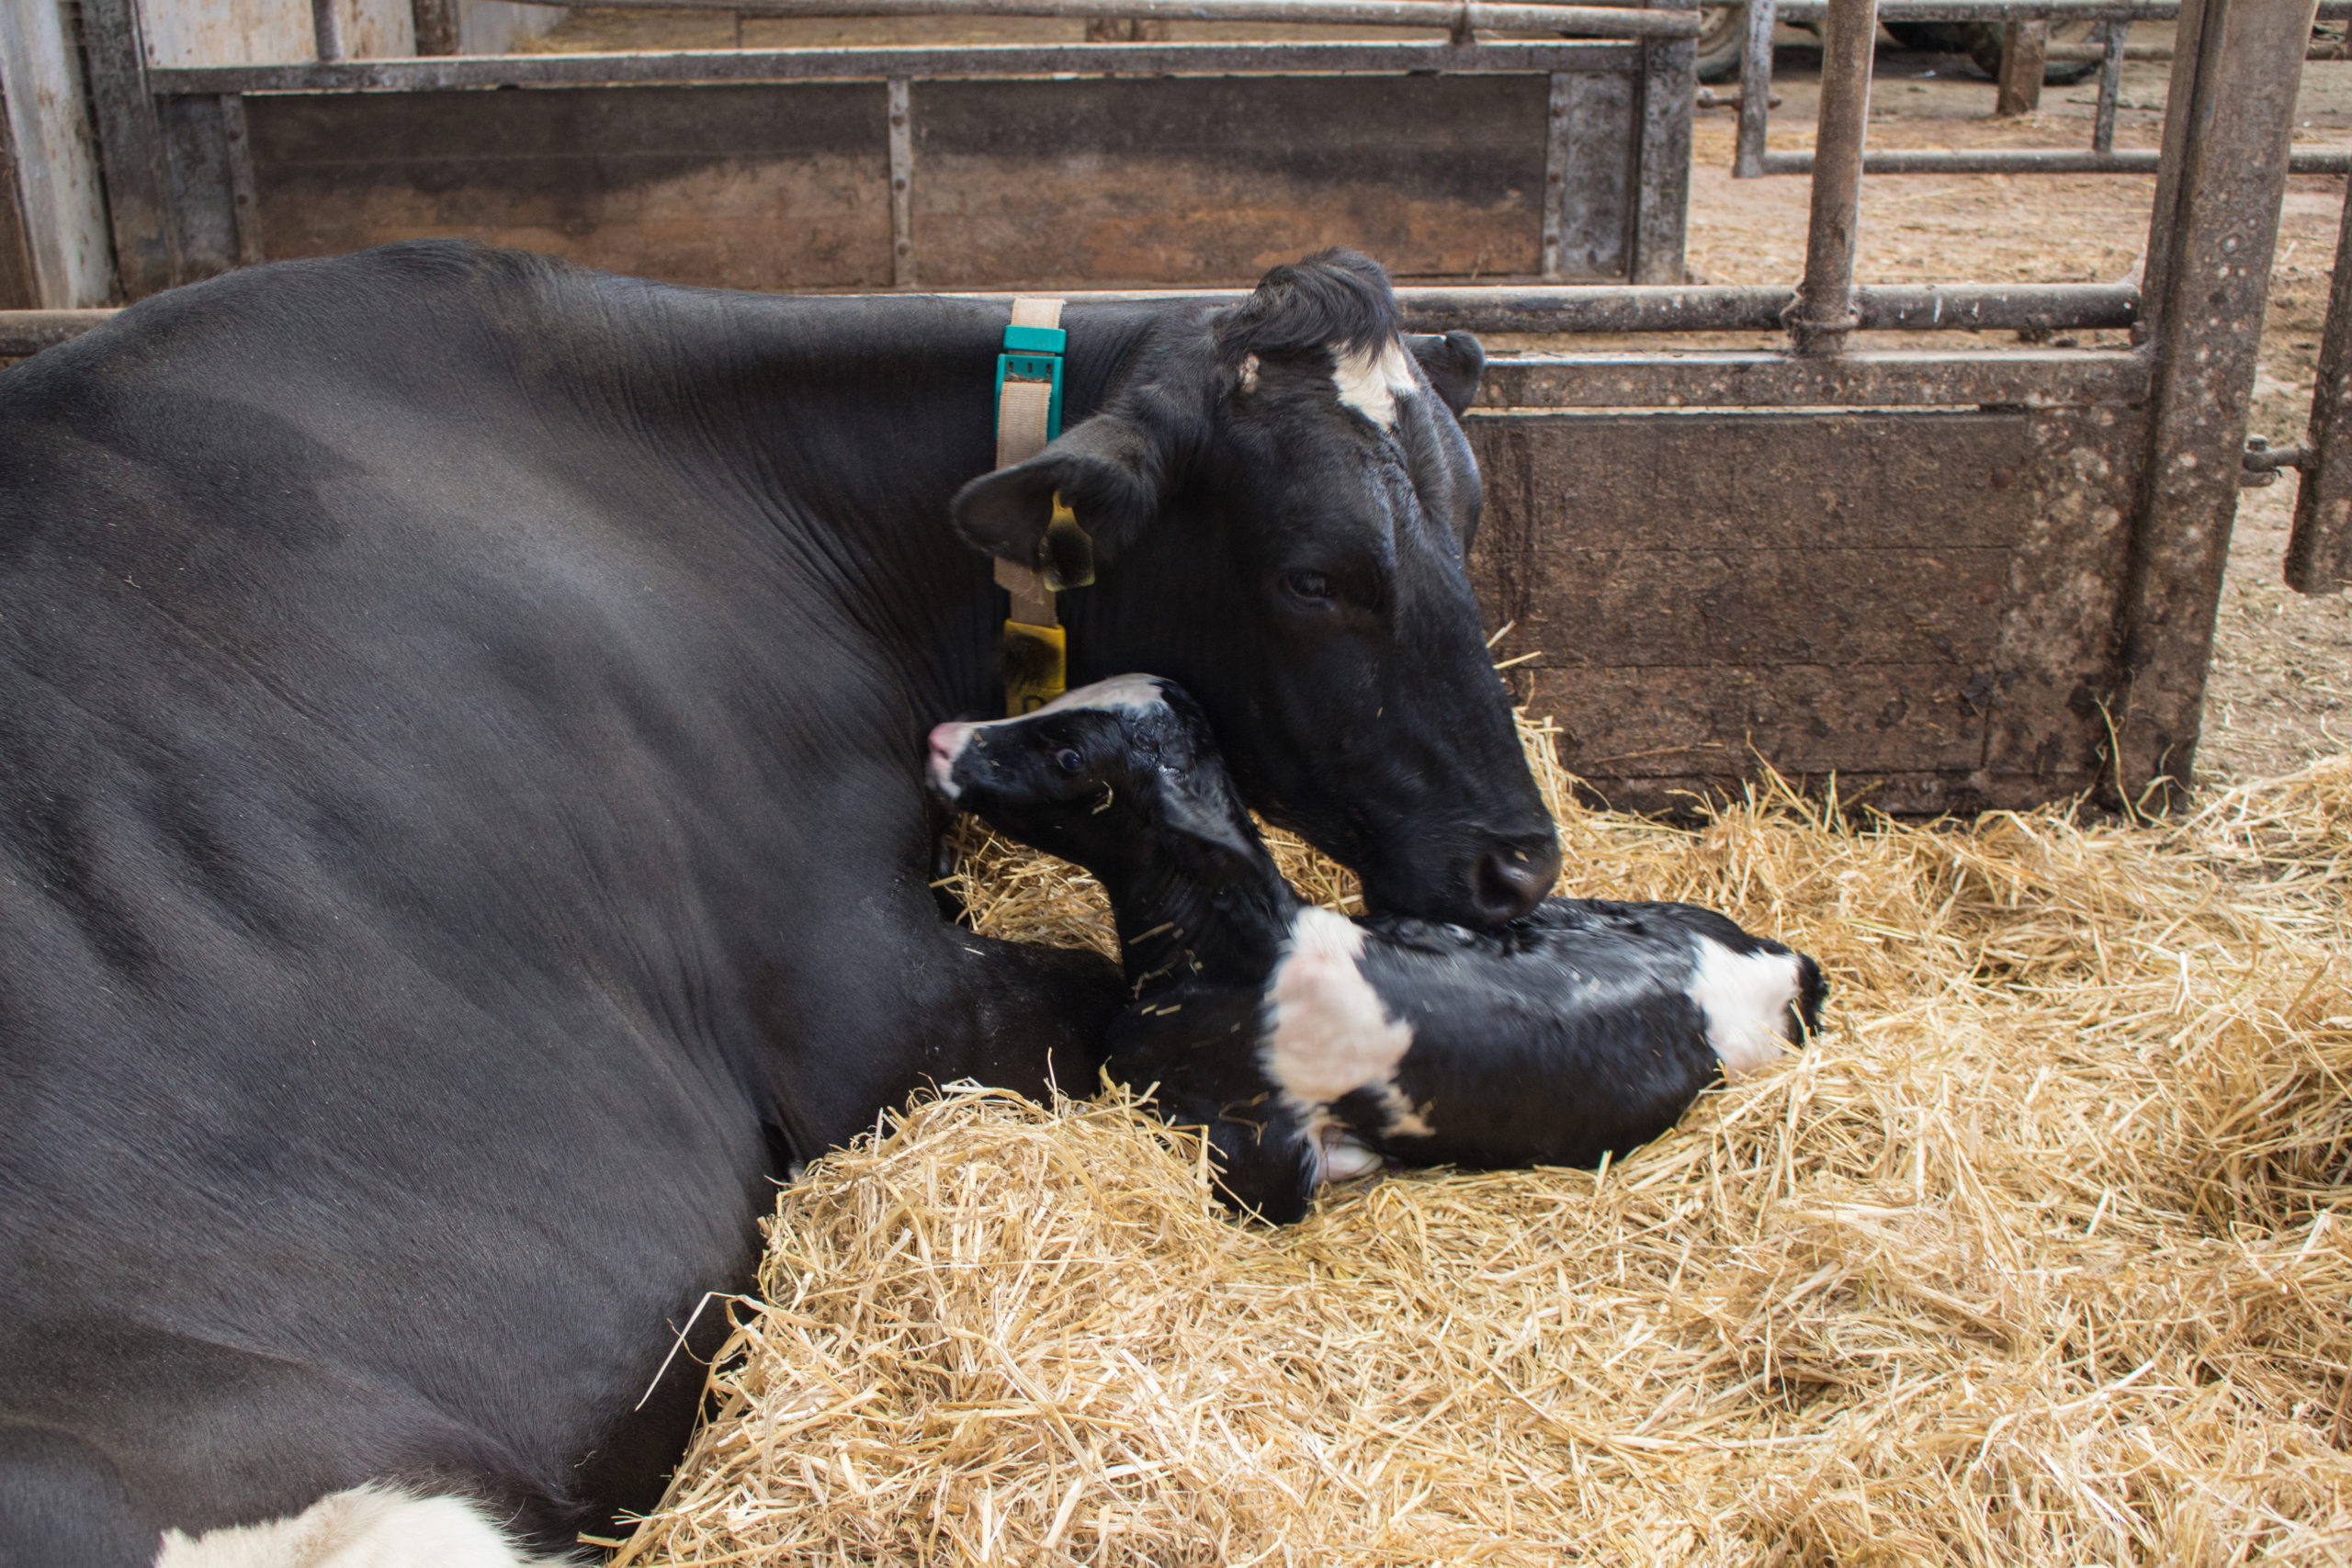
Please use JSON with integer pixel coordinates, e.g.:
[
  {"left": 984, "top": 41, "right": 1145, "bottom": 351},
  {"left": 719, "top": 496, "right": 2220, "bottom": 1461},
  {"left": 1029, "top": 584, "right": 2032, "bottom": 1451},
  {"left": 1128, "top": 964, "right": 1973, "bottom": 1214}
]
[{"left": 0, "top": 242, "right": 1555, "bottom": 1564}]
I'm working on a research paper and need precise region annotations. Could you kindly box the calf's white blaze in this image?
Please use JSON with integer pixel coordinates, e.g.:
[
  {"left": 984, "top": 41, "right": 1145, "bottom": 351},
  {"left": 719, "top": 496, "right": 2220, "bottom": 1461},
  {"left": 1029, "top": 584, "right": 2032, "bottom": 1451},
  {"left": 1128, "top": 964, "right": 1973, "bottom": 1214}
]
[
  {"left": 1329, "top": 338, "right": 1418, "bottom": 431},
  {"left": 928, "top": 673, "right": 1172, "bottom": 798},
  {"left": 1262, "top": 906, "right": 1430, "bottom": 1166},
  {"left": 155, "top": 1484, "right": 565, "bottom": 1568},
  {"left": 1686, "top": 940, "right": 1806, "bottom": 1079}
]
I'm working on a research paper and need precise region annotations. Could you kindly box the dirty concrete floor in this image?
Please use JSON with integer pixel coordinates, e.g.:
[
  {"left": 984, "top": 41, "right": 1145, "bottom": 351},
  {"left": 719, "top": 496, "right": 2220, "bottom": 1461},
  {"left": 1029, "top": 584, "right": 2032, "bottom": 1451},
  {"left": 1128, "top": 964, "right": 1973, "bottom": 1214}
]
[{"left": 527, "top": 10, "right": 2352, "bottom": 788}]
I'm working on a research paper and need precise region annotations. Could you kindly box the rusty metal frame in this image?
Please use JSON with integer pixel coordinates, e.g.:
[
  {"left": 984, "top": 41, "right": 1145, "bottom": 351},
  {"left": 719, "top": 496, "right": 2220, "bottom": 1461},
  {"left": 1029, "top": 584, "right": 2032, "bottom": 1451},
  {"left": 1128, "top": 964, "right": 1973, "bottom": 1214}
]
[
  {"left": 112, "top": 33, "right": 1693, "bottom": 297},
  {"left": 1735, "top": 0, "right": 2352, "bottom": 178},
  {"left": 0, "top": 0, "right": 2317, "bottom": 809}
]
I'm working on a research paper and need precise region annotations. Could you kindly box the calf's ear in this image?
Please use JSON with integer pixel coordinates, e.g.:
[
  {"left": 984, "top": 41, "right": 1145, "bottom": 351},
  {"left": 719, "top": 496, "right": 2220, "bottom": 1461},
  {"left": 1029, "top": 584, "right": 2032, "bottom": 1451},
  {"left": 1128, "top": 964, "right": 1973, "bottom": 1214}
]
[
  {"left": 1159, "top": 782, "right": 1261, "bottom": 884},
  {"left": 1407, "top": 331, "right": 1486, "bottom": 417},
  {"left": 952, "top": 410, "right": 1163, "bottom": 573}
]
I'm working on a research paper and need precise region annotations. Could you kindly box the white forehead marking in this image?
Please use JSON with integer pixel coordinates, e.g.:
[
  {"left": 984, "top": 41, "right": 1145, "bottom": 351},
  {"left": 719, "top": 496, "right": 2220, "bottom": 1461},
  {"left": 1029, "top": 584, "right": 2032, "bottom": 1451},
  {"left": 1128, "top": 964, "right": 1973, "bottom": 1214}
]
[
  {"left": 967, "top": 673, "right": 1169, "bottom": 733},
  {"left": 1261, "top": 907, "right": 1430, "bottom": 1178},
  {"left": 1686, "top": 939, "right": 1804, "bottom": 1079},
  {"left": 1329, "top": 337, "right": 1418, "bottom": 431},
  {"left": 933, "top": 677, "right": 1169, "bottom": 799}
]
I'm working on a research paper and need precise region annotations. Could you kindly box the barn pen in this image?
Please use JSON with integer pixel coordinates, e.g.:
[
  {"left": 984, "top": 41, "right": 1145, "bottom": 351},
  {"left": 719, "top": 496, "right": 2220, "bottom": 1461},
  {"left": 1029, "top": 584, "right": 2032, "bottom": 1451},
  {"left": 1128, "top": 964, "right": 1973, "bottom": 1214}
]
[
  {"left": 3, "top": 0, "right": 2346, "bottom": 1560},
  {"left": 6, "top": 0, "right": 2346, "bottom": 813}
]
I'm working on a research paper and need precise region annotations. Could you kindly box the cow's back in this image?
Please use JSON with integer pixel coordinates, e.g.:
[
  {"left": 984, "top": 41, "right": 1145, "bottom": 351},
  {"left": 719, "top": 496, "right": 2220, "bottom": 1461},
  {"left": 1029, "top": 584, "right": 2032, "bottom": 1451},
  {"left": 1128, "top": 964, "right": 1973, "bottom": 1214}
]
[{"left": 0, "top": 246, "right": 842, "bottom": 1550}]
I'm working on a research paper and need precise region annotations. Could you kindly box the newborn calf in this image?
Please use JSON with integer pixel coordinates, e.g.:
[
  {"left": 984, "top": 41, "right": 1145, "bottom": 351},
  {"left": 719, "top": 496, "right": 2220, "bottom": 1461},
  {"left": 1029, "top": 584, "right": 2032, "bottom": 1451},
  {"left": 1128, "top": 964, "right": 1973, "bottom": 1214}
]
[{"left": 929, "top": 676, "right": 1826, "bottom": 1222}]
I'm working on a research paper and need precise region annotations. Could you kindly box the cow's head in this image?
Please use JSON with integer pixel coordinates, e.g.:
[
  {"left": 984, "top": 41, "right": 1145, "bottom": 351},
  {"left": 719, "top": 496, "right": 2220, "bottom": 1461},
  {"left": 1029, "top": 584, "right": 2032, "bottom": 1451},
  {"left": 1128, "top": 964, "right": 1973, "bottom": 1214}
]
[{"left": 953, "top": 251, "right": 1558, "bottom": 928}]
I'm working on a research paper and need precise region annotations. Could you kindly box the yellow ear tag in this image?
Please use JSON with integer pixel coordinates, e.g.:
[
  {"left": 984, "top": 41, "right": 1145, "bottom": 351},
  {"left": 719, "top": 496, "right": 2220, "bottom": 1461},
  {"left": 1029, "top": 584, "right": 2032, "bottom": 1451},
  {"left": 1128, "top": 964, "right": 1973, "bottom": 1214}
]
[
  {"left": 1001, "top": 621, "right": 1067, "bottom": 716},
  {"left": 1040, "top": 491, "right": 1095, "bottom": 592}
]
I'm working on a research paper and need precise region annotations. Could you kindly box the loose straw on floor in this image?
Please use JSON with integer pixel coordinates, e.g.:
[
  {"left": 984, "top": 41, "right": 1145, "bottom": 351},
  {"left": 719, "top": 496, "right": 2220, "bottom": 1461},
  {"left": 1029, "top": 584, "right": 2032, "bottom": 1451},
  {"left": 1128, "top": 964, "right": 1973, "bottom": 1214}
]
[{"left": 613, "top": 718, "right": 2352, "bottom": 1566}]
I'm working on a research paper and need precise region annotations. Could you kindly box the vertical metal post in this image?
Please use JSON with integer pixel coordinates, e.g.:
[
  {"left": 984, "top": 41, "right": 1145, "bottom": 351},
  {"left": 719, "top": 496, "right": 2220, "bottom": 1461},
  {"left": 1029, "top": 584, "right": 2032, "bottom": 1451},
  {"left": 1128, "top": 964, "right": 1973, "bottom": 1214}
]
[
  {"left": 1629, "top": 2, "right": 1693, "bottom": 285},
  {"left": 2092, "top": 20, "right": 2125, "bottom": 155},
  {"left": 413, "top": 0, "right": 460, "bottom": 56},
  {"left": 887, "top": 76, "right": 915, "bottom": 288},
  {"left": 2115, "top": 0, "right": 2320, "bottom": 803},
  {"left": 313, "top": 0, "right": 347, "bottom": 63},
  {"left": 1995, "top": 18, "right": 2046, "bottom": 117},
  {"left": 0, "top": 96, "right": 37, "bottom": 309},
  {"left": 77, "top": 0, "right": 179, "bottom": 299},
  {"left": 1782, "top": 0, "right": 1873, "bottom": 354},
  {"left": 1733, "top": 0, "right": 1776, "bottom": 179},
  {"left": 220, "top": 96, "right": 264, "bottom": 268},
  {"left": 1540, "top": 73, "right": 1570, "bottom": 281},
  {"left": 2286, "top": 173, "right": 2352, "bottom": 594}
]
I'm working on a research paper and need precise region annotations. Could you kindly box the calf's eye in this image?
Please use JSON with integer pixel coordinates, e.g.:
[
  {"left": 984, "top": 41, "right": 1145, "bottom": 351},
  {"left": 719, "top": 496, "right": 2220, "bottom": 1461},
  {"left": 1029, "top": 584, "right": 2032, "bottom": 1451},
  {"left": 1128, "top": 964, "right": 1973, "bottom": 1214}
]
[
  {"left": 1283, "top": 570, "right": 1335, "bottom": 603},
  {"left": 1054, "top": 748, "right": 1086, "bottom": 775}
]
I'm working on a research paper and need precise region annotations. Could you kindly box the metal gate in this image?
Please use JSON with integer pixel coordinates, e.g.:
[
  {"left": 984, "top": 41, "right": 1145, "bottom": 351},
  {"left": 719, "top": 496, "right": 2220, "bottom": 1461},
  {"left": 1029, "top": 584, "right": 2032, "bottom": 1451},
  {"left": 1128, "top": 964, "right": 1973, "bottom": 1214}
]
[{"left": 0, "top": 0, "right": 2332, "bottom": 814}]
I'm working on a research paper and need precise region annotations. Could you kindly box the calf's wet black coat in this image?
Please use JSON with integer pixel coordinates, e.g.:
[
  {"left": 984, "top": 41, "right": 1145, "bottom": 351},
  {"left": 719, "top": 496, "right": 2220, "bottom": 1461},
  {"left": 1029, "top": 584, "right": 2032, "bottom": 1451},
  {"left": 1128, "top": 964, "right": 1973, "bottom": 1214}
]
[
  {"left": 0, "top": 242, "right": 1552, "bottom": 1561},
  {"left": 930, "top": 678, "right": 1826, "bottom": 1224}
]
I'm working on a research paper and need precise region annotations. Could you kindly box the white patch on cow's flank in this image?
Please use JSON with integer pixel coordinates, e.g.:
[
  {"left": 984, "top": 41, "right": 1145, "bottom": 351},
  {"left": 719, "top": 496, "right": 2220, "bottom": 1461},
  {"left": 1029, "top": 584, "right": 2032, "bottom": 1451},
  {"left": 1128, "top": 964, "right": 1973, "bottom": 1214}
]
[
  {"left": 1261, "top": 907, "right": 1430, "bottom": 1174},
  {"left": 154, "top": 1484, "right": 568, "bottom": 1568},
  {"left": 1687, "top": 940, "right": 1804, "bottom": 1079},
  {"left": 1329, "top": 337, "right": 1419, "bottom": 430}
]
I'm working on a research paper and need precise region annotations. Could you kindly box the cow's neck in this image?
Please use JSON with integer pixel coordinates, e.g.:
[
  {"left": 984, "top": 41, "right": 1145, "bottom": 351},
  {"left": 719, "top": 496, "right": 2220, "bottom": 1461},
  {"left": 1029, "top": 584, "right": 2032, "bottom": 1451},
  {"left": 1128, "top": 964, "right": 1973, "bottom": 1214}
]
[
  {"left": 684, "top": 295, "right": 1170, "bottom": 723},
  {"left": 1099, "top": 848, "right": 1301, "bottom": 1003}
]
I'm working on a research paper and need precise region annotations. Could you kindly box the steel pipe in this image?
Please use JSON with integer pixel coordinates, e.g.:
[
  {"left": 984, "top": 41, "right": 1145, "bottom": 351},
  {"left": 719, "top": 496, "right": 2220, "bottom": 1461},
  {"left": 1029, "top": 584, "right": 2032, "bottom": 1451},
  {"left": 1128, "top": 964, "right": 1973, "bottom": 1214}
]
[
  {"left": 1785, "top": 0, "right": 1875, "bottom": 354},
  {"left": 1, "top": 284, "right": 2139, "bottom": 360},
  {"left": 148, "top": 39, "right": 1630, "bottom": 93},
  {"left": 504, "top": 0, "right": 1702, "bottom": 35},
  {"left": 1757, "top": 148, "right": 2351, "bottom": 175},
  {"left": 311, "top": 0, "right": 345, "bottom": 62}
]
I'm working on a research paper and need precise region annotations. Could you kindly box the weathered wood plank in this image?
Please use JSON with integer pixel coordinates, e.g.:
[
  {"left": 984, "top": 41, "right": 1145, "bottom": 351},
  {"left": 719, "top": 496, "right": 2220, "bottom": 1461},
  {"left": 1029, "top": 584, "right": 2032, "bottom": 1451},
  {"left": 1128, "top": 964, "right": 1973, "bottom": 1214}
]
[
  {"left": 1465, "top": 406, "right": 2145, "bottom": 813},
  {"left": 1473, "top": 348, "right": 2150, "bottom": 411},
  {"left": 909, "top": 74, "right": 1555, "bottom": 287},
  {"left": 244, "top": 85, "right": 896, "bottom": 290},
  {"left": 1476, "top": 546, "right": 2009, "bottom": 669}
]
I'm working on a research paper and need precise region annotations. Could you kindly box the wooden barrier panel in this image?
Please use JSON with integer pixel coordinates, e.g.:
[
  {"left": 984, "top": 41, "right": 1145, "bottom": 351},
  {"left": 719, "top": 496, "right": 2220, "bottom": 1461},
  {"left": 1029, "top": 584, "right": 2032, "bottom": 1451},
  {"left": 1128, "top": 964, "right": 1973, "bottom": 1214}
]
[
  {"left": 1466, "top": 404, "right": 2147, "bottom": 814},
  {"left": 216, "top": 69, "right": 1653, "bottom": 292},
  {"left": 246, "top": 85, "right": 896, "bottom": 289}
]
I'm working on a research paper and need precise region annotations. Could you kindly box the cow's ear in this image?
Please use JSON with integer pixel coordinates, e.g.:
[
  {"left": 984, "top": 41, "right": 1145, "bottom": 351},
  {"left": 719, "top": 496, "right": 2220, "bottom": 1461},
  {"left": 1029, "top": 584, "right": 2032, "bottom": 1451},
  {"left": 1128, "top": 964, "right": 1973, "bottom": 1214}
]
[
  {"left": 1407, "top": 331, "right": 1485, "bottom": 417},
  {"left": 952, "top": 411, "right": 1162, "bottom": 571}
]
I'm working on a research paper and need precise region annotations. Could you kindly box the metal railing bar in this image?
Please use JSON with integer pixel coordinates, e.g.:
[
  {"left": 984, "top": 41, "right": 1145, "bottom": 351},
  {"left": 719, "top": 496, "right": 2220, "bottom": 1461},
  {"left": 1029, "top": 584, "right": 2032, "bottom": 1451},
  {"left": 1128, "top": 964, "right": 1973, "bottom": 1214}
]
[
  {"left": 146, "top": 39, "right": 1637, "bottom": 93},
  {"left": 311, "top": 0, "right": 345, "bottom": 62},
  {"left": 514, "top": 0, "right": 1696, "bottom": 26},
  {"left": 1756, "top": 148, "right": 2351, "bottom": 175},
  {"left": 1777, "top": 1, "right": 2352, "bottom": 18},
  {"left": 0, "top": 283, "right": 2141, "bottom": 358},
  {"left": 1785, "top": 0, "right": 1876, "bottom": 354},
  {"left": 2091, "top": 17, "right": 2122, "bottom": 152}
]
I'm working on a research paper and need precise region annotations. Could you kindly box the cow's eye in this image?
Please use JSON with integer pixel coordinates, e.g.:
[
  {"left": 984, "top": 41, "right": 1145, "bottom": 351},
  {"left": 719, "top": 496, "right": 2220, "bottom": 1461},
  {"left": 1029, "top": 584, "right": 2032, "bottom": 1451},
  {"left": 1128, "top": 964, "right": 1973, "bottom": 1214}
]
[
  {"left": 1283, "top": 570, "right": 1335, "bottom": 603},
  {"left": 1054, "top": 748, "right": 1086, "bottom": 775}
]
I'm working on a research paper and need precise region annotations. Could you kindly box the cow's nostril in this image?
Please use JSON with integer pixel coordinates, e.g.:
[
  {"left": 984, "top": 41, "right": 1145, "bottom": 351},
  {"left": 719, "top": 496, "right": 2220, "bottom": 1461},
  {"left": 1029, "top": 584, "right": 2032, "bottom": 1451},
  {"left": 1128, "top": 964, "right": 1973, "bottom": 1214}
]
[{"left": 1470, "top": 839, "right": 1558, "bottom": 924}]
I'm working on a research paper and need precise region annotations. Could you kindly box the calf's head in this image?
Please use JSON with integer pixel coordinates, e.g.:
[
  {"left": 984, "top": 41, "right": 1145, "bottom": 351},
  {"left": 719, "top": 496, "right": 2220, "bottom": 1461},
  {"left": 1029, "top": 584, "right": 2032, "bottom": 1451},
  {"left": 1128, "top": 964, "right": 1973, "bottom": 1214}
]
[{"left": 952, "top": 250, "right": 1559, "bottom": 929}]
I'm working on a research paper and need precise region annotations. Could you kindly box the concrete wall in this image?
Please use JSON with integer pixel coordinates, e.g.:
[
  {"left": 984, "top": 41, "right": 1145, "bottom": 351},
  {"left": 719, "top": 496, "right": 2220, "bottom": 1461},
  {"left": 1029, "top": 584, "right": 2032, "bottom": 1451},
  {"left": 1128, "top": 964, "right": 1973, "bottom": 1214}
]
[
  {"left": 0, "top": 1, "right": 113, "bottom": 305},
  {"left": 139, "top": 0, "right": 559, "bottom": 64},
  {"left": 458, "top": 2, "right": 563, "bottom": 53},
  {"left": 142, "top": 0, "right": 416, "bottom": 65}
]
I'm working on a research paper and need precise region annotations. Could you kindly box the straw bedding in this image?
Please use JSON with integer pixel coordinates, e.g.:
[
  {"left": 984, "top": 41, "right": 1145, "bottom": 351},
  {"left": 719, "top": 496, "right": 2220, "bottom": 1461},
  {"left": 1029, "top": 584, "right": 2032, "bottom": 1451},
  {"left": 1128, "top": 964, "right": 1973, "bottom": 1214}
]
[{"left": 612, "top": 719, "right": 2352, "bottom": 1566}]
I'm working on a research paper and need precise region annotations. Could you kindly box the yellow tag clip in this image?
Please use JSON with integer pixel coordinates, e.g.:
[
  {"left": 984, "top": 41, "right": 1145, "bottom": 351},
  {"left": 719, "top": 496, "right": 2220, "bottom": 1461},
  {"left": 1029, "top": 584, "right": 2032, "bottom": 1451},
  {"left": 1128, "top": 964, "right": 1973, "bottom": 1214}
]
[{"left": 1002, "top": 620, "right": 1068, "bottom": 716}]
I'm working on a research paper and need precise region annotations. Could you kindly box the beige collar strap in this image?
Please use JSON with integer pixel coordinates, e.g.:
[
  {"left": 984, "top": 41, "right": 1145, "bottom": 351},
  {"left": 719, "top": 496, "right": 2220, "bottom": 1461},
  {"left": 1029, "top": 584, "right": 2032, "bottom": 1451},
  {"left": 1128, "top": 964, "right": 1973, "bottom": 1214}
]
[{"left": 993, "top": 296, "right": 1065, "bottom": 629}]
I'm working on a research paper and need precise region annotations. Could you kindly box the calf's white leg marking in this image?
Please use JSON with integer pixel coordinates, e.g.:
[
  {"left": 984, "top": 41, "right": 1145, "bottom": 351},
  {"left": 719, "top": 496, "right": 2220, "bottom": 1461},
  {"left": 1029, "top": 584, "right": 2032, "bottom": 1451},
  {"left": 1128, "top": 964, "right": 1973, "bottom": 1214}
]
[
  {"left": 1262, "top": 907, "right": 1430, "bottom": 1170},
  {"left": 1686, "top": 940, "right": 1806, "bottom": 1079},
  {"left": 1329, "top": 338, "right": 1419, "bottom": 431},
  {"left": 154, "top": 1483, "right": 568, "bottom": 1568}
]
